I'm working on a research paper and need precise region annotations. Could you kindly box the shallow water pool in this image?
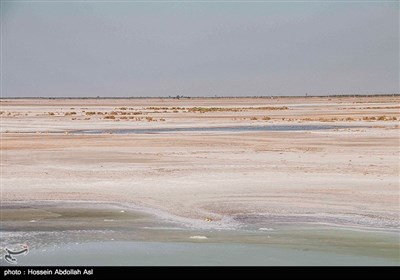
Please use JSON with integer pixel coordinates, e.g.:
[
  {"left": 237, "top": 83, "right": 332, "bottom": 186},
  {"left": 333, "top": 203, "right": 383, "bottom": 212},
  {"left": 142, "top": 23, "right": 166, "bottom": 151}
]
[{"left": 71, "top": 125, "right": 352, "bottom": 135}]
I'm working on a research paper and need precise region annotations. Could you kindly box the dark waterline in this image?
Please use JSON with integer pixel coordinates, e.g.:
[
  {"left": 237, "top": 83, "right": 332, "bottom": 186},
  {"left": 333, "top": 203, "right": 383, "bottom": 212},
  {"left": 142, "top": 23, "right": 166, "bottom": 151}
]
[{"left": 71, "top": 125, "right": 352, "bottom": 135}]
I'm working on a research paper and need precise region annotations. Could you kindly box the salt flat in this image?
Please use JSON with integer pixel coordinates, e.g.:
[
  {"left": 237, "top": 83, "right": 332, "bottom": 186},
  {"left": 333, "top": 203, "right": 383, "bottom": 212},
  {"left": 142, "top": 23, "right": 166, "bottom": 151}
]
[{"left": 1, "top": 96, "right": 399, "bottom": 230}]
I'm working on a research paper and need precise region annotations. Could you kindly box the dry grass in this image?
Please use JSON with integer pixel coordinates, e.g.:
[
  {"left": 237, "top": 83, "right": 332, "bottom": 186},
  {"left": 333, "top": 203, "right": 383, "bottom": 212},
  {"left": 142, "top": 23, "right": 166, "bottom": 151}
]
[
  {"left": 252, "top": 106, "right": 289, "bottom": 110},
  {"left": 362, "top": 115, "right": 397, "bottom": 121},
  {"left": 363, "top": 116, "right": 376, "bottom": 120},
  {"left": 146, "top": 107, "right": 170, "bottom": 110},
  {"left": 187, "top": 106, "right": 288, "bottom": 113},
  {"left": 364, "top": 106, "right": 400, "bottom": 109},
  {"left": 64, "top": 112, "right": 76, "bottom": 116},
  {"left": 187, "top": 107, "right": 240, "bottom": 113},
  {"left": 295, "top": 115, "right": 399, "bottom": 122}
]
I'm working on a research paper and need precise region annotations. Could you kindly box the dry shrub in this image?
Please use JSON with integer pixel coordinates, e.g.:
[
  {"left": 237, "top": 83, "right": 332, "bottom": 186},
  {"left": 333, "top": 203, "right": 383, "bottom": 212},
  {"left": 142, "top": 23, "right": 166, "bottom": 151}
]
[
  {"left": 319, "top": 118, "right": 334, "bottom": 122},
  {"left": 254, "top": 106, "right": 289, "bottom": 110},
  {"left": 146, "top": 107, "right": 170, "bottom": 110},
  {"left": 188, "top": 107, "right": 239, "bottom": 113}
]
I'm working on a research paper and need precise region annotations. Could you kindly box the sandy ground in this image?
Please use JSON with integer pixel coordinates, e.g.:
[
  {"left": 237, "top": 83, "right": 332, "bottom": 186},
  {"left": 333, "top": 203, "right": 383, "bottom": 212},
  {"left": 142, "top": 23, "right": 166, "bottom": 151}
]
[{"left": 1, "top": 97, "right": 399, "bottom": 230}]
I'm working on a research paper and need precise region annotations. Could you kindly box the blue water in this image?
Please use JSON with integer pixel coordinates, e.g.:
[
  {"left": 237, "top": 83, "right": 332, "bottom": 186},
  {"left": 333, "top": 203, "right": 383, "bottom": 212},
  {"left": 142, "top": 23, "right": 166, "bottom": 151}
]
[{"left": 72, "top": 125, "right": 348, "bottom": 135}]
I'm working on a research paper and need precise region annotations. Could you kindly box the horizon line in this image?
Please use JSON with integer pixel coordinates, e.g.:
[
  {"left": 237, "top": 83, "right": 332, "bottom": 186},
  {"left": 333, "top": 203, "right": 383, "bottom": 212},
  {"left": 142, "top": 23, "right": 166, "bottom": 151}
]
[{"left": 1, "top": 93, "right": 399, "bottom": 99}]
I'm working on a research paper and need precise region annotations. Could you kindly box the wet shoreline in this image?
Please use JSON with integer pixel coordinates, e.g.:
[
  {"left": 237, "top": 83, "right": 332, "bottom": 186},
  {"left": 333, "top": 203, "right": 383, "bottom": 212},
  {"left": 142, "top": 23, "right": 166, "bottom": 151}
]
[{"left": 1, "top": 201, "right": 399, "bottom": 265}]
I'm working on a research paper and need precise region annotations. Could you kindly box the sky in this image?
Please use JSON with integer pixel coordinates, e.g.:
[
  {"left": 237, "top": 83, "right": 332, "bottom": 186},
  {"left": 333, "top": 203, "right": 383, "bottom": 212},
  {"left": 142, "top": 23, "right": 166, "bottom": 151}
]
[{"left": 1, "top": 1, "right": 399, "bottom": 97}]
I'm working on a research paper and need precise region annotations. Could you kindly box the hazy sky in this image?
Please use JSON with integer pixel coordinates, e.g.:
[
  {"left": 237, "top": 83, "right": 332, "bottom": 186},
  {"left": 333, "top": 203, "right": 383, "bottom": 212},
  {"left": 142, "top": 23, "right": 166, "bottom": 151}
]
[{"left": 2, "top": 1, "right": 399, "bottom": 97}]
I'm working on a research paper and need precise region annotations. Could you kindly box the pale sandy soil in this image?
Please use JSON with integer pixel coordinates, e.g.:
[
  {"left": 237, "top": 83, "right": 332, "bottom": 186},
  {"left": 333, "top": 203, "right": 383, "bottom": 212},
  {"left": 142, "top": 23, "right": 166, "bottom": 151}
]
[{"left": 1, "top": 97, "right": 399, "bottom": 230}]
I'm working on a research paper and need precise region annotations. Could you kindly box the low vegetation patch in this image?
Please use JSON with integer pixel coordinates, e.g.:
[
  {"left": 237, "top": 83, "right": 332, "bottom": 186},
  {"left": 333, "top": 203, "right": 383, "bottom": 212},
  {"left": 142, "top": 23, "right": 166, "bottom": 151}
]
[{"left": 64, "top": 112, "right": 76, "bottom": 116}]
